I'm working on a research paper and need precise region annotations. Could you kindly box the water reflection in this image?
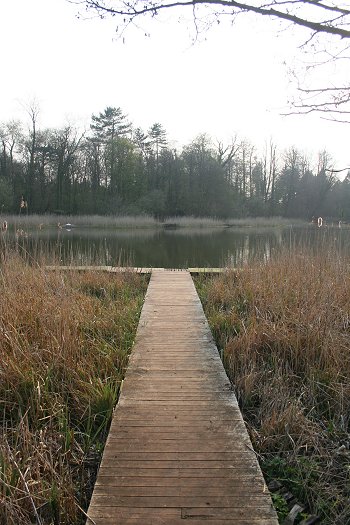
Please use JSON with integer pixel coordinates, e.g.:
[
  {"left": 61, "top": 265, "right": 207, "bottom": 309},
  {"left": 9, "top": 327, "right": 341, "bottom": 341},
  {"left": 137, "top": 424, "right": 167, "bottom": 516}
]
[{"left": 2, "top": 224, "right": 350, "bottom": 268}]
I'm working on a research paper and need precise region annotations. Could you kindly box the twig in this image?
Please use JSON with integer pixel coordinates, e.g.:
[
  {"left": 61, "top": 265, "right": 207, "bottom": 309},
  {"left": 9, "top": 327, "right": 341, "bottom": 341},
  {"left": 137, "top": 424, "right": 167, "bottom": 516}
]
[
  {"left": 245, "top": 442, "right": 264, "bottom": 460},
  {"left": 75, "top": 500, "right": 97, "bottom": 525},
  {"left": 5, "top": 443, "right": 43, "bottom": 525}
]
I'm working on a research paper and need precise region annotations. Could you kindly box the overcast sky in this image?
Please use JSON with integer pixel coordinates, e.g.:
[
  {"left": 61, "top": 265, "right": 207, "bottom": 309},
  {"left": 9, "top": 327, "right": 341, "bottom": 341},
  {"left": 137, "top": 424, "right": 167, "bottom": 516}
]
[{"left": 0, "top": 0, "right": 349, "bottom": 173}]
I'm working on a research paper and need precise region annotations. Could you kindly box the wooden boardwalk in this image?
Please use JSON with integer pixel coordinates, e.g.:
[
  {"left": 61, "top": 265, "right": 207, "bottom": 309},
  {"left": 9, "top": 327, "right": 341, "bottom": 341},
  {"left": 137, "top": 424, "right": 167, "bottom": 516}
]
[{"left": 87, "top": 269, "right": 278, "bottom": 525}]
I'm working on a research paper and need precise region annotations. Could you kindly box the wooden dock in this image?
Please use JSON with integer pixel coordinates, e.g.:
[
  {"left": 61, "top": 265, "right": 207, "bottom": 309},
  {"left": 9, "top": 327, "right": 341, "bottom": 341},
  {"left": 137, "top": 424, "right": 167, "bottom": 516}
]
[{"left": 86, "top": 269, "right": 278, "bottom": 525}]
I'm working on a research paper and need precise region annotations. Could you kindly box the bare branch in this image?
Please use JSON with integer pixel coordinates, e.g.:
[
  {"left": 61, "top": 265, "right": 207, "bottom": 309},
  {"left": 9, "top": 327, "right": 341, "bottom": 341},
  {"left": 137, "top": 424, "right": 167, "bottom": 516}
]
[
  {"left": 72, "top": 1, "right": 350, "bottom": 121},
  {"left": 325, "top": 167, "right": 350, "bottom": 173},
  {"left": 298, "top": 86, "right": 350, "bottom": 93},
  {"left": 75, "top": 1, "right": 350, "bottom": 38}
]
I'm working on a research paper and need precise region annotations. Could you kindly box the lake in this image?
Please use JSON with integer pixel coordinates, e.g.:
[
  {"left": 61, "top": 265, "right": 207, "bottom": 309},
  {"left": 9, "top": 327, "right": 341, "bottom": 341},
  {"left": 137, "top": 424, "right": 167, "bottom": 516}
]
[{"left": 4, "top": 223, "right": 350, "bottom": 268}]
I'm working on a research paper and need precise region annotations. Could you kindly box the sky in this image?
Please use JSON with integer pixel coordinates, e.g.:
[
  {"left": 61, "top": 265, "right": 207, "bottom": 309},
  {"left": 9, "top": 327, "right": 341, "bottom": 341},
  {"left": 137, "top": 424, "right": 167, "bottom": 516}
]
[{"left": 0, "top": 0, "right": 349, "bottom": 174}]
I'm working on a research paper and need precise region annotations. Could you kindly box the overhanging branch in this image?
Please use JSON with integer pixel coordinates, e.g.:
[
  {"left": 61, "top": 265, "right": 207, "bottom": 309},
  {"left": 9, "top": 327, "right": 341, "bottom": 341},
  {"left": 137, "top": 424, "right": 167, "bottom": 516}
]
[{"left": 75, "top": 1, "right": 350, "bottom": 39}]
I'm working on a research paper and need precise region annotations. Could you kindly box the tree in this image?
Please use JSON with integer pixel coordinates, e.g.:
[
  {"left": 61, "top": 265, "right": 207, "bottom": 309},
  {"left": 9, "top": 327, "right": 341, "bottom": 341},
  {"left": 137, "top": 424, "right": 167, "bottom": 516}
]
[
  {"left": 78, "top": 1, "right": 350, "bottom": 120},
  {"left": 0, "top": 121, "right": 22, "bottom": 179},
  {"left": 133, "top": 127, "right": 150, "bottom": 156},
  {"left": 216, "top": 137, "right": 239, "bottom": 186},
  {"left": 0, "top": 120, "right": 23, "bottom": 209},
  {"left": 181, "top": 134, "right": 235, "bottom": 216},
  {"left": 90, "top": 106, "right": 132, "bottom": 194},
  {"left": 335, "top": 173, "right": 350, "bottom": 219},
  {"left": 148, "top": 123, "right": 167, "bottom": 160},
  {"left": 91, "top": 106, "right": 131, "bottom": 141},
  {"left": 277, "top": 147, "right": 303, "bottom": 216},
  {"left": 53, "top": 126, "right": 84, "bottom": 211},
  {"left": 315, "top": 151, "right": 336, "bottom": 211},
  {"left": 262, "top": 140, "right": 278, "bottom": 209},
  {"left": 147, "top": 123, "right": 168, "bottom": 187},
  {"left": 25, "top": 101, "right": 40, "bottom": 209}
]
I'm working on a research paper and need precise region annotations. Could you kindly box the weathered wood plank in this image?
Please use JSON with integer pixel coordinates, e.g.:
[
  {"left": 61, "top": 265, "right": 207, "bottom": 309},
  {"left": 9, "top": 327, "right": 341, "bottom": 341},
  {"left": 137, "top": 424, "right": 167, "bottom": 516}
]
[
  {"left": 94, "top": 467, "right": 261, "bottom": 478},
  {"left": 88, "top": 507, "right": 275, "bottom": 525},
  {"left": 94, "top": 476, "right": 264, "bottom": 487},
  {"left": 86, "top": 269, "right": 278, "bottom": 524},
  {"left": 89, "top": 494, "right": 276, "bottom": 508},
  {"left": 91, "top": 485, "right": 269, "bottom": 497},
  {"left": 97, "top": 459, "right": 257, "bottom": 469}
]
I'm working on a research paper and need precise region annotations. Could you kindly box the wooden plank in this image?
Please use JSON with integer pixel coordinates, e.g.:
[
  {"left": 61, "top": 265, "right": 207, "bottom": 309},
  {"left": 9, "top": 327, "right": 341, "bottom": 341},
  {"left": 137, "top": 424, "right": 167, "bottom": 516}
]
[
  {"left": 88, "top": 508, "right": 276, "bottom": 525},
  {"left": 100, "top": 443, "right": 251, "bottom": 453},
  {"left": 97, "top": 459, "right": 257, "bottom": 469},
  {"left": 94, "top": 476, "right": 264, "bottom": 487},
  {"left": 110, "top": 421, "right": 244, "bottom": 428},
  {"left": 95, "top": 467, "right": 261, "bottom": 478},
  {"left": 86, "top": 269, "right": 278, "bottom": 524},
  {"left": 89, "top": 494, "right": 275, "bottom": 508},
  {"left": 88, "top": 518, "right": 275, "bottom": 525},
  {"left": 91, "top": 485, "right": 269, "bottom": 497}
]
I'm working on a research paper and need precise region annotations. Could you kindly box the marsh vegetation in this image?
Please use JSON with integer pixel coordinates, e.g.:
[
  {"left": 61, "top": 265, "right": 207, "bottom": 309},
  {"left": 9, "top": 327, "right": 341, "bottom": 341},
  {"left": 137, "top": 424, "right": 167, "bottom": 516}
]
[
  {"left": 1, "top": 213, "right": 303, "bottom": 230},
  {"left": 196, "top": 249, "right": 350, "bottom": 524},
  {"left": 1, "top": 227, "right": 350, "bottom": 524},
  {"left": 0, "top": 253, "right": 148, "bottom": 524}
]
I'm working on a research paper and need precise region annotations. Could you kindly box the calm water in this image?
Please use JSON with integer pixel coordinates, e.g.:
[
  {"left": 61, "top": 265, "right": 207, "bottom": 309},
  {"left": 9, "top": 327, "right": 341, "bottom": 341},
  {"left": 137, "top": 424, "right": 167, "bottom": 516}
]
[{"left": 3, "top": 225, "right": 350, "bottom": 268}]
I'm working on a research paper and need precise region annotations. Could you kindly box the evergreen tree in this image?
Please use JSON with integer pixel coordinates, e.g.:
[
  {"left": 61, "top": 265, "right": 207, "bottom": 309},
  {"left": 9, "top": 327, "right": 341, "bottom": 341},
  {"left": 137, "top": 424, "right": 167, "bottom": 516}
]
[{"left": 90, "top": 107, "right": 132, "bottom": 195}]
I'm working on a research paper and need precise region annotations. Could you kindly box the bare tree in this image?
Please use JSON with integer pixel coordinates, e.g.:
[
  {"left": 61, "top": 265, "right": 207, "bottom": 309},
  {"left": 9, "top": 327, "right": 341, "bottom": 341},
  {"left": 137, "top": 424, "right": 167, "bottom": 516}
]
[
  {"left": 262, "top": 139, "right": 277, "bottom": 205},
  {"left": 216, "top": 137, "right": 239, "bottom": 168},
  {"left": 0, "top": 121, "right": 22, "bottom": 180},
  {"left": 22, "top": 100, "right": 40, "bottom": 209},
  {"left": 216, "top": 137, "right": 239, "bottom": 186},
  {"left": 0, "top": 121, "right": 23, "bottom": 209}
]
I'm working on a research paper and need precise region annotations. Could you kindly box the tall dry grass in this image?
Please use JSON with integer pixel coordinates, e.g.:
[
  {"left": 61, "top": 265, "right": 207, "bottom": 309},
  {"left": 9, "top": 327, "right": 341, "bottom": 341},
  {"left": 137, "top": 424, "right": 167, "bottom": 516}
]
[
  {"left": 196, "top": 251, "right": 350, "bottom": 524},
  {"left": 0, "top": 253, "right": 148, "bottom": 524},
  {"left": 3, "top": 213, "right": 223, "bottom": 230},
  {"left": 224, "top": 216, "right": 306, "bottom": 227}
]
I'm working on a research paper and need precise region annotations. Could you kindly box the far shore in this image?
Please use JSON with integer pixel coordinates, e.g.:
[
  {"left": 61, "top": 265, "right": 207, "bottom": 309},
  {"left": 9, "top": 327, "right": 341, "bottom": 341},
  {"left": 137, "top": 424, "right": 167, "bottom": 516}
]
[{"left": 0, "top": 213, "right": 311, "bottom": 230}]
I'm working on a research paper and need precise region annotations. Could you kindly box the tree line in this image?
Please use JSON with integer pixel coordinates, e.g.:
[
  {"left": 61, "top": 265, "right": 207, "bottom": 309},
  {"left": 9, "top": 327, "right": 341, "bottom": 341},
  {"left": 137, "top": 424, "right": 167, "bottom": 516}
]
[{"left": 1, "top": 105, "right": 349, "bottom": 220}]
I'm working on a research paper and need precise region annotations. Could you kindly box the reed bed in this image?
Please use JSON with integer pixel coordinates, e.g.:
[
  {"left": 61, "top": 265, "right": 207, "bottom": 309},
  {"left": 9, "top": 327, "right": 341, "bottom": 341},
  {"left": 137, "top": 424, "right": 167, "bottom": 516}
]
[
  {"left": 2, "top": 214, "right": 158, "bottom": 230},
  {"left": 162, "top": 216, "right": 224, "bottom": 228},
  {"left": 3, "top": 213, "right": 224, "bottom": 230},
  {"left": 1, "top": 213, "right": 307, "bottom": 231},
  {"left": 0, "top": 253, "right": 148, "bottom": 525},
  {"left": 196, "top": 251, "right": 350, "bottom": 524},
  {"left": 224, "top": 216, "right": 306, "bottom": 227}
]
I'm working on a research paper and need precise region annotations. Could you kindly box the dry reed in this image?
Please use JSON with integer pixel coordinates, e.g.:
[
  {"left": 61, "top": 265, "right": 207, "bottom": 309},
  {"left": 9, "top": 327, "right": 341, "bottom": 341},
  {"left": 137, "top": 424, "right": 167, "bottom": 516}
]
[
  {"left": 197, "top": 250, "right": 350, "bottom": 524},
  {"left": 0, "top": 254, "right": 148, "bottom": 524}
]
